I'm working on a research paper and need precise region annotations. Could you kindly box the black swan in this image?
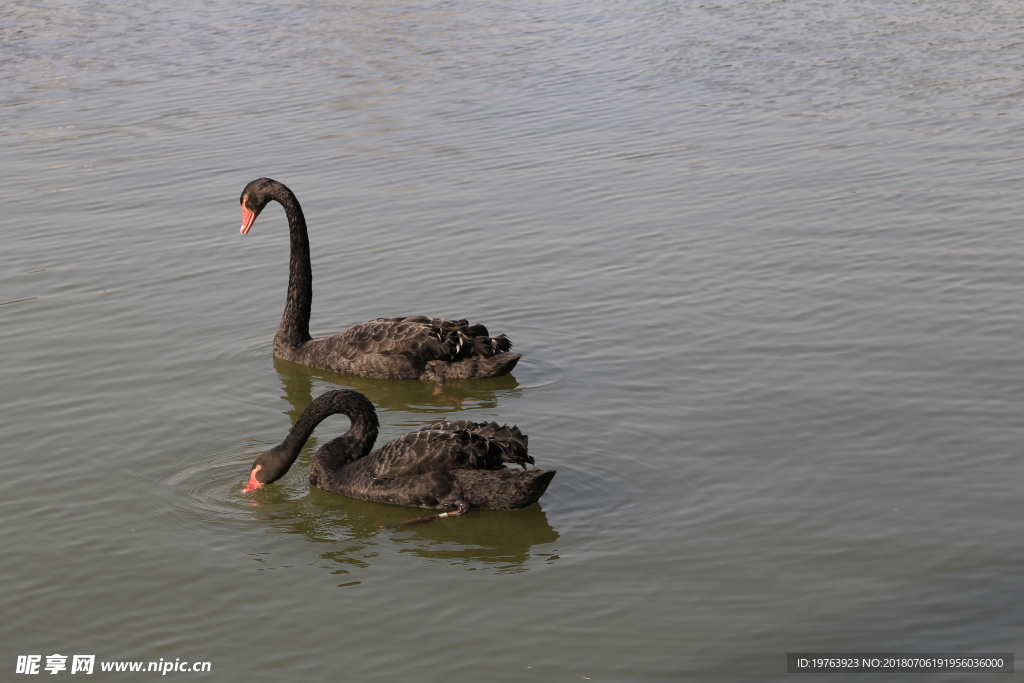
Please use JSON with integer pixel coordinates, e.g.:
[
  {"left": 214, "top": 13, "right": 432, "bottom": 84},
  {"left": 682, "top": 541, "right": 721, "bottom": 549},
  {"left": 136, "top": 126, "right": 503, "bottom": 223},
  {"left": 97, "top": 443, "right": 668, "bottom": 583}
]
[
  {"left": 238, "top": 178, "right": 521, "bottom": 381},
  {"left": 243, "top": 390, "right": 555, "bottom": 519}
]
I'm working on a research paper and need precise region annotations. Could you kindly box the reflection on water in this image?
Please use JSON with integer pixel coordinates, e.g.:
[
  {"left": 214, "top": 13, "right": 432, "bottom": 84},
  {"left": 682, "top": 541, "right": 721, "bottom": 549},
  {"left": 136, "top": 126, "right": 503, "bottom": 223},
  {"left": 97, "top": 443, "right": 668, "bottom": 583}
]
[
  {"left": 246, "top": 489, "right": 559, "bottom": 579},
  {"left": 272, "top": 355, "right": 521, "bottom": 420}
]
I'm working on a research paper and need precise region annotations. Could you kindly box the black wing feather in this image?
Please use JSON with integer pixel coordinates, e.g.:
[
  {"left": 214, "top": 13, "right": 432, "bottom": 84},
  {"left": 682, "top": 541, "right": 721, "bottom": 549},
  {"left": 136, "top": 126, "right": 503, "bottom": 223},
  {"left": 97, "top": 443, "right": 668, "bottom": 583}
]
[{"left": 368, "top": 421, "right": 532, "bottom": 479}]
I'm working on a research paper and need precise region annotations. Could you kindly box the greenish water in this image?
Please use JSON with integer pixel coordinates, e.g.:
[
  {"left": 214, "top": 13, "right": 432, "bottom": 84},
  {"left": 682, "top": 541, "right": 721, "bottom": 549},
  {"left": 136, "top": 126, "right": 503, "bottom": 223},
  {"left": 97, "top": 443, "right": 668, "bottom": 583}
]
[{"left": 1, "top": 1, "right": 1021, "bottom": 680}]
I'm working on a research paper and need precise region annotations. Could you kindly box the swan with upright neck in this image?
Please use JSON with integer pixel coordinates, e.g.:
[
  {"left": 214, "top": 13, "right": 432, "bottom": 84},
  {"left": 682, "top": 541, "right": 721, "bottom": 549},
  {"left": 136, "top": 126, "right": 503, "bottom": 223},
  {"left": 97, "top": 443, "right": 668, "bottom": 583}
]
[
  {"left": 238, "top": 178, "right": 521, "bottom": 381},
  {"left": 243, "top": 390, "right": 555, "bottom": 517}
]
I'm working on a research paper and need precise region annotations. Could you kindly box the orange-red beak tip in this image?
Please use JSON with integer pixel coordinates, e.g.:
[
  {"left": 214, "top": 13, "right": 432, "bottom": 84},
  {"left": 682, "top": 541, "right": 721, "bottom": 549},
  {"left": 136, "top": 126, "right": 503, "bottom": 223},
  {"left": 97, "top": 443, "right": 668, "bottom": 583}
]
[
  {"left": 240, "top": 197, "right": 257, "bottom": 235},
  {"left": 243, "top": 465, "right": 263, "bottom": 493}
]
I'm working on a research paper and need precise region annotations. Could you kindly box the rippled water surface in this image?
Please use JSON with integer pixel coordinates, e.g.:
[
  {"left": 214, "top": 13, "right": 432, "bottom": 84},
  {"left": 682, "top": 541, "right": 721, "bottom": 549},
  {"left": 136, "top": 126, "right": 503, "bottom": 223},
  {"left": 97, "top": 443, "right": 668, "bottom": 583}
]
[{"left": 1, "top": 1, "right": 1021, "bottom": 680}]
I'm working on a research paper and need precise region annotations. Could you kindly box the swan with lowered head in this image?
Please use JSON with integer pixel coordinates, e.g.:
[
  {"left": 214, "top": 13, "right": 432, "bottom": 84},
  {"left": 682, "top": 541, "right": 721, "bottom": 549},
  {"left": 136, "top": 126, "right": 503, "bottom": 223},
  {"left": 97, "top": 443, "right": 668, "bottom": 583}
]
[
  {"left": 238, "top": 177, "right": 521, "bottom": 381},
  {"left": 243, "top": 390, "right": 555, "bottom": 519}
]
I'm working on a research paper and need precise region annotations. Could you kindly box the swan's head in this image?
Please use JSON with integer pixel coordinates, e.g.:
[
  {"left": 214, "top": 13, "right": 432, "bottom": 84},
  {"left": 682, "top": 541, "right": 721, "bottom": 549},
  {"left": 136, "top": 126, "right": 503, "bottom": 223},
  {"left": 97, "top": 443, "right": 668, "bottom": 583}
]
[
  {"left": 239, "top": 177, "right": 279, "bottom": 235},
  {"left": 242, "top": 445, "right": 290, "bottom": 493}
]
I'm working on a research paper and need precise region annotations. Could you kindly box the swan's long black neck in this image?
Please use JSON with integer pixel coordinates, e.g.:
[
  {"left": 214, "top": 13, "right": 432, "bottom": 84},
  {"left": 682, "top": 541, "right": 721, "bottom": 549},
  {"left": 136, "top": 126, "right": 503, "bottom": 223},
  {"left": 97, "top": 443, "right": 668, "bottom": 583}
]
[
  {"left": 273, "top": 183, "right": 313, "bottom": 354},
  {"left": 258, "top": 391, "right": 379, "bottom": 486},
  {"left": 310, "top": 391, "right": 380, "bottom": 474}
]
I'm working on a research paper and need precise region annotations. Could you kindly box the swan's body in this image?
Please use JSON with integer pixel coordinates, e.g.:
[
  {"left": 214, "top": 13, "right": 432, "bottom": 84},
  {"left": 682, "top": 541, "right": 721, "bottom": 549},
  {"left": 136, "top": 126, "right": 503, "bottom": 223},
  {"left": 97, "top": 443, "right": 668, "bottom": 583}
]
[
  {"left": 244, "top": 390, "right": 555, "bottom": 516},
  {"left": 238, "top": 177, "right": 521, "bottom": 381}
]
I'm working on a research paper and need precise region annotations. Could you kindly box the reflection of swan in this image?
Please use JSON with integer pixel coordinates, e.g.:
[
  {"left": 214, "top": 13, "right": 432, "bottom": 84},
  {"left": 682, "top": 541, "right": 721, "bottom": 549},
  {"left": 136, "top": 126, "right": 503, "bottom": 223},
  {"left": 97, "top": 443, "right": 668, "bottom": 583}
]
[
  {"left": 238, "top": 178, "right": 521, "bottom": 381},
  {"left": 272, "top": 355, "right": 520, "bottom": 418},
  {"left": 248, "top": 493, "right": 560, "bottom": 574},
  {"left": 245, "top": 390, "right": 555, "bottom": 520}
]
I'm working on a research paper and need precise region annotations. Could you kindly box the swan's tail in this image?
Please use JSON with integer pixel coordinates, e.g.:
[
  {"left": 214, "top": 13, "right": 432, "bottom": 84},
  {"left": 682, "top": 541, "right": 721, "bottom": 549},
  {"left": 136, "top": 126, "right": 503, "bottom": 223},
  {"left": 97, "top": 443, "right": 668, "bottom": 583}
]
[
  {"left": 379, "top": 468, "right": 554, "bottom": 526},
  {"left": 454, "top": 468, "right": 556, "bottom": 510},
  {"left": 424, "top": 352, "right": 521, "bottom": 380},
  {"left": 484, "top": 351, "right": 521, "bottom": 376}
]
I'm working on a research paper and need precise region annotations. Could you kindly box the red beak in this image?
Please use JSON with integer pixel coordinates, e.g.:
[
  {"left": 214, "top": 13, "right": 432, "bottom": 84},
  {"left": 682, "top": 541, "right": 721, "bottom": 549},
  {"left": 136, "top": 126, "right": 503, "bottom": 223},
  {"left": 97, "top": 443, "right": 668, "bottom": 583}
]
[
  {"left": 240, "top": 198, "right": 257, "bottom": 235},
  {"left": 242, "top": 465, "right": 263, "bottom": 493}
]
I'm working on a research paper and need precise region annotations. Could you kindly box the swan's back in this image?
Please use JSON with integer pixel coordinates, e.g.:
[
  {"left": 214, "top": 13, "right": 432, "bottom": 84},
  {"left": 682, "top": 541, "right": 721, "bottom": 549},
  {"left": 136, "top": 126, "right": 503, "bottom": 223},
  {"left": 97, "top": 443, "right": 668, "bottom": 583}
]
[
  {"left": 299, "top": 316, "right": 520, "bottom": 380},
  {"left": 417, "top": 420, "right": 528, "bottom": 447},
  {"left": 313, "top": 418, "right": 552, "bottom": 511},
  {"left": 365, "top": 421, "right": 532, "bottom": 479}
]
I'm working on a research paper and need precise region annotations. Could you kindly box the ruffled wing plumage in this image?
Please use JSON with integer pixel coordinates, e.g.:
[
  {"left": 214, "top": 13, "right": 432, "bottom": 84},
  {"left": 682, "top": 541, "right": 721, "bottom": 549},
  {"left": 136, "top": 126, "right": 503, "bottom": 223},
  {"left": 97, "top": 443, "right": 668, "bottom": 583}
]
[
  {"left": 367, "top": 421, "right": 533, "bottom": 480},
  {"left": 418, "top": 420, "right": 528, "bottom": 450},
  {"left": 327, "top": 316, "right": 511, "bottom": 363}
]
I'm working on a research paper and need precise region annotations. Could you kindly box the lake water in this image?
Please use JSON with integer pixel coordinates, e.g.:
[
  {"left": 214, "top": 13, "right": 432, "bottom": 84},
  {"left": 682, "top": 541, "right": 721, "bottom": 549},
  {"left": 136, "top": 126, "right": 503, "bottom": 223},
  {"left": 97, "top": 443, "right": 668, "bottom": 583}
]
[{"left": 1, "top": 0, "right": 1020, "bottom": 680}]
